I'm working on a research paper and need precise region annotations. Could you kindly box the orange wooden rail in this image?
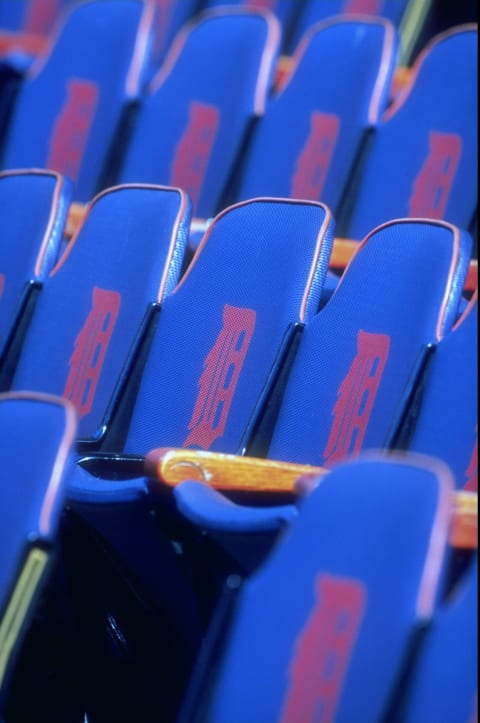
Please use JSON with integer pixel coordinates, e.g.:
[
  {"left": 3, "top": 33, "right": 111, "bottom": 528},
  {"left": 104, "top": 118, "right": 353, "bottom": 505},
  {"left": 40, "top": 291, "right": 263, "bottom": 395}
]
[{"left": 145, "top": 447, "right": 477, "bottom": 550}]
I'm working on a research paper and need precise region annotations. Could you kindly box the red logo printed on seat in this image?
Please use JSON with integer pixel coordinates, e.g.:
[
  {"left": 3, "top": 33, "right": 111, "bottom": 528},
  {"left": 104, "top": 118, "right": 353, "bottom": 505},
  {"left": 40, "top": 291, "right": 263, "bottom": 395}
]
[
  {"left": 409, "top": 131, "right": 462, "bottom": 218},
  {"left": 183, "top": 304, "right": 256, "bottom": 449},
  {"left": 323, "top": 330, "right": 390, "bottom": 465},
  {"left": 245, "top": 0, "right": 278, "bottom": 10},
  {"left": 464, "top": 433, "right": 477, "bottom": 491},
  {"left": 0, "top": 274, "right": 5, "bottom": 300},
  {"left": 343, "top": 0, "right": 383, "bottom": 13},
  {"left": 280, "top": 574, "right": 366, "bottom": 723},
  {"left": 291, "top": 112, "right": 340, "bottom": 201},
  {"left": 63, "top": 286, "right": 120, "bottom": 417},
  {"left": 47, "top": 79, "right": 98, "bottom": 183},
  {"left": 170, "top": 102, "right": 219, "bottom": 209},
  {"left": 23, "top": 0, "right": 59, "bottom": 34}
]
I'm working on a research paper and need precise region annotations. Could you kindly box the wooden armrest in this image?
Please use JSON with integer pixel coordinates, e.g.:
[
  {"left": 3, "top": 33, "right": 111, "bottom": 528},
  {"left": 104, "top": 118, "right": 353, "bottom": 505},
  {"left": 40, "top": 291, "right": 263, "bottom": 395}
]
[
  {"left": 450, "top": 491, "right": 478, "bottom": 550},
  {"left": 144, "top": 447, "right": 326, "bottom": 493},
  {"left": 145, "top": 448, "right": 477, "bottom": 549},
  {"left": 65, "top": 202, "right": 87, "bottom": 238},
  {"left": 274, "top": 55, "right": 412, "bottom": 95}
]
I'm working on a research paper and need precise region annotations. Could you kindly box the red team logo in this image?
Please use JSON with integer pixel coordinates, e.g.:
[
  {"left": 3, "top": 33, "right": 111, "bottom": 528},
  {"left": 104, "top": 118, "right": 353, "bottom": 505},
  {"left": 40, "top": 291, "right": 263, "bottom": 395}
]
[
  {"left": 464, "top": 432, "right": 477, "bottom": 492},
  {"left": 184, "top": 304, "right": 256, "bottom": 449},
  {"left": 47, "top": 78, "right": 98, "bottom": 183},
  {"left": 280, "top": 574, "right": 366, "bottom": 723},
  {"left": 23, "top": 0, "right": 60, "bottom": 33},
  {"left": 63, "top": 287, "right": 120, "bottom": 417},
  {"left": 323, "top": 331, "right": 390, "bottom": 466},
  {"left": 291, "top": 112, "right": 340, "bottom": 201},
  {"left": 170, "top": 101, "right": 219, "bottom": 210},
  {"left": 409, "top": 131, "right": 462, "bottom": 218}
]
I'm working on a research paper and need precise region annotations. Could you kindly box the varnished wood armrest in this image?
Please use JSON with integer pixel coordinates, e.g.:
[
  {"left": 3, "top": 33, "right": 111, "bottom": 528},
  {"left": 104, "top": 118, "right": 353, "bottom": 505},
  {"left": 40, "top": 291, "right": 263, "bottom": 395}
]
[
  {"left": 145, "top": 448, "right": 477, "bottom": 549},
  {"left": 450, "top": 491, "right": 478, "bottom": 550},
  {"left": 144, "top": 447, "right": 326, "bottom": 493}
]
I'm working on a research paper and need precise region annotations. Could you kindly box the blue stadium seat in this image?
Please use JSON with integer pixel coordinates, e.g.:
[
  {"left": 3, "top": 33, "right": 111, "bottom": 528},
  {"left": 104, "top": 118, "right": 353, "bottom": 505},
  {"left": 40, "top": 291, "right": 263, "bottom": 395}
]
[
  {"left": 0, "top": 0, "right": 156, "bottom": 202},
  {"left": 70, "top": 196, "right": 334, "bottom": 479},
  {"left": 399, "top": 555, "right": 478, "bottom": 723},
  {"left": 0, "top": 168, "right": 72, "bottom": 386},
  {"left": 402, "top": 291, "right": 477, "bottom": 491},
  {"left": 229, "top": 15, "right": 399, "bottom": 217},
  {"left": 7, "top": 183, "right": 192, "bottom": 444},
  {"left": 176, "top": 452, "right": 456, "bottom": 723},
  {"left": 338, "top": 24, "right": 478, "bottom": 239},
  {"left": 115, "top": 7, "right": 281, "bottom": 218},
  {"left": 0, "top": 391, "right": 78, "bottom": 714}
]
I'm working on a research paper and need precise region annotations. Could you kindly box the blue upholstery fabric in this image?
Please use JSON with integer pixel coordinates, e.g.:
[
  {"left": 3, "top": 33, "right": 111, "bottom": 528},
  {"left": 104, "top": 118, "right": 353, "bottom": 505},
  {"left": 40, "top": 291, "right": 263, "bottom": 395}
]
[
  {"left": 267, "top": 219, "right": 472, "bottom": 466},
  {"left": 344, "top": 25, "right": 478, "bottom": 240},
  {"left": 203, "top": 0, "right": 300, "bottom": 51},
  {"left": 0, "top": 168, "right": 71, "bottom": 351},
  {"left": 291, "top": 0, "right": 409, "bottom": 49},
  {"left": 9, "top": 184, "right": 191, "bottom": 440},
  {"left": 174, "top": 480, "right": 298, "bottom": 532},
  {"left": 123, "top": 197, "right": 334, "bottom": 456},
  {"left": 0, "top": 391, "right": 77, "bottom": 701},
  {"left": 116, "top": 7, "right": 281, "bottom": 218},
  {"left": 198, "top": 452, "right": 454, "bottom": 723},
  {"left": 407, "top": 292, "right": 478, "bottom": 490},
  {"left": 172, "top": 218, "right": 472, "bottom": 535},
  {"left": 400, "top": 556, "right": 478, "bottom": 723},
  {"left": 0, "top": 0, "right": 71, "bottom": 34},
  {"left": 233, "top": 15, "right": 398, "bottom": 214},
  {"left": 0, "top": 0, "right": 155, "bottom": 202},
  {"left": 147, "top": 0, "right": 200, "bottom": 74}
]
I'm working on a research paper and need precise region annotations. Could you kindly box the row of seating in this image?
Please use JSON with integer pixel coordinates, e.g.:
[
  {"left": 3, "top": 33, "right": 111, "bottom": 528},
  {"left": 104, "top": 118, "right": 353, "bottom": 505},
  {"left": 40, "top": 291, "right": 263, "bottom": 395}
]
[
  {"left": 0, "top": 168, "right": 477, "bottom": 720},
  {"left": 0, "top": 390, "right": 476, "bottom": 721},
  {"left": 0, "top": 2, "right": 477, "bottom": 243},
  {"left": 0, "top": 1, "right": 476, "bottom": 721},
  {"left": 0, "top": 0, "right": 431, "bottom": 66}
]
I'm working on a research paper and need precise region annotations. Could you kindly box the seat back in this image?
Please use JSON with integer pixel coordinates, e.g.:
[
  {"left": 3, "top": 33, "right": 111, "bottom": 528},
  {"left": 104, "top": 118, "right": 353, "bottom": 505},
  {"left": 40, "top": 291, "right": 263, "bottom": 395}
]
[
  {"left": 202, "top": 0, "right": 300, "bottom": 51},
  {"left": 266, "top": 218, "right": 472, "bottom": 466},
  {"left": 0, "top": 391, "right": 77, "bottom": 709},
  {"left": 121, "top": 197, "right": 334, "bottom": 457},
  {"left": 400, "top": 555, "right": 478, "bottom": 723},
  {"left": 342, "top": 24, "right": 478, "bottom": 240},
  {"left": 184, "top": 452, "right": 454, "bottom": 723},
  {"left": 0, "top": 168, "right": 71, "bottom": 378},
  {"left": 290, "top": 0, "right": 410, "bottom": 49},
  {"left": 116, "top": 7, "right": 281, "bottom": 217},
  {"left": 405, "top": 292, "right": 478, "bottom": 490},
  {"left": 9, "top": 183, "right": 191, "bottom": 442},
  {"left": 232, "top": 15, "right": 398, "bottom": 215},
  {"left": 0, "top": 0, "right": 156, "bottom": 202}
]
